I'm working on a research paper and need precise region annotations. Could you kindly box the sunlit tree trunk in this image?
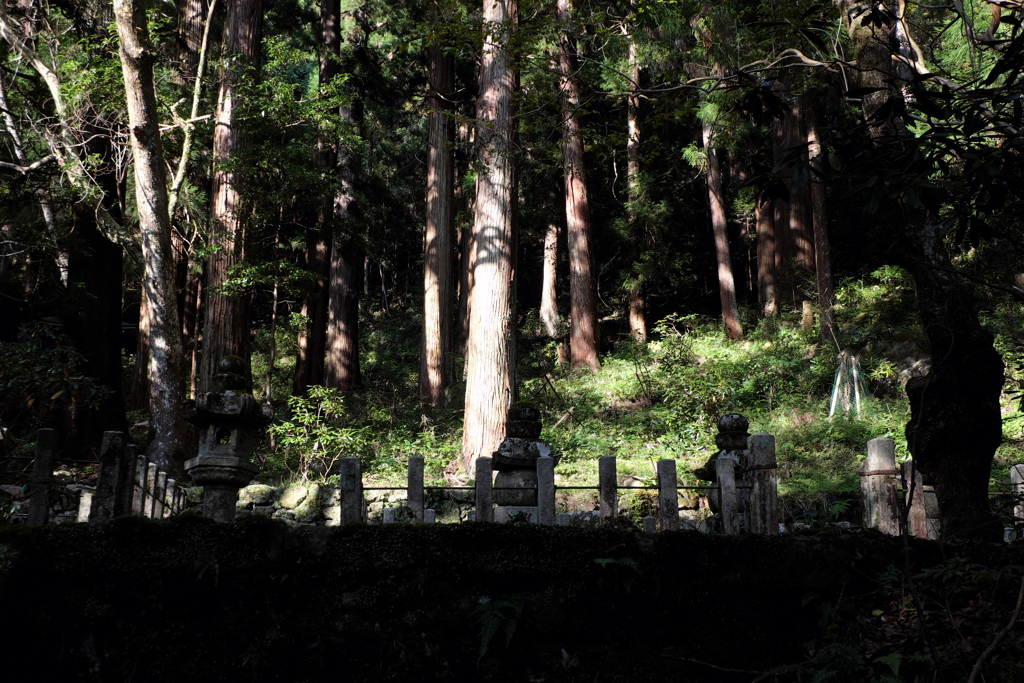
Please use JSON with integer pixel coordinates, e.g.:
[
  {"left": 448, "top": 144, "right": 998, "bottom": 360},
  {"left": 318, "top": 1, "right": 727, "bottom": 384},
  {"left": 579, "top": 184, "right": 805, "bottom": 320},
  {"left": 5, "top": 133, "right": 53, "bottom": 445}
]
[
  {"left": 806, "top": 95, "right": 834, "bottom": 343},
  {"left": 200, "top": 0, "right": 262, "bottom": 392},
  {"left": 462, "top": 0, "right": 518, "bottom": 470},
  {"left": 702, "top": 121, "right": 743, "bottom": 339},
  {"left": 420, "top": 25, "right": 455, "bottom": 406},
  {"left": 557, "top": 0, "right": 599, "bottom": 371},
  {"left": 113, "top": 0, "right": 188, "bottom": 469},
  {"left": 540, "top": 221, "right": 560, "bottom": 338},
  {"left": 625, "top": 18, "right": 646, "bottom": 342},
  {"left": 756, "top": 193, "right": 778, "bottom": 317}
]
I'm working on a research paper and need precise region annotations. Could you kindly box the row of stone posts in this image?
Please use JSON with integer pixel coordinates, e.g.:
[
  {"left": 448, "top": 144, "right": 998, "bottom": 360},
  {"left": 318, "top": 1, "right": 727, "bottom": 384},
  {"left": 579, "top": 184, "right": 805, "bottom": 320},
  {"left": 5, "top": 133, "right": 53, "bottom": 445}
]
[
  {"left": 25, "top": 428, "right": 186, "bottom": 525},
  {"left": 860, "top": 438, "right": 1024, "bottom": 540},
  {"left": 329, "top": 412, "right": 780, "bottom": 534}
]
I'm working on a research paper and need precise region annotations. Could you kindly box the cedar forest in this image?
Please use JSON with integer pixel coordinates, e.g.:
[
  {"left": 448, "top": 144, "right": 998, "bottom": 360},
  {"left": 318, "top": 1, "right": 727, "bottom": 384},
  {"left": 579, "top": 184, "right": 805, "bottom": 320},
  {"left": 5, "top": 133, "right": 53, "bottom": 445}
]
[{"left": 1, "top": 0, "right": 1024, "bottom": 541}]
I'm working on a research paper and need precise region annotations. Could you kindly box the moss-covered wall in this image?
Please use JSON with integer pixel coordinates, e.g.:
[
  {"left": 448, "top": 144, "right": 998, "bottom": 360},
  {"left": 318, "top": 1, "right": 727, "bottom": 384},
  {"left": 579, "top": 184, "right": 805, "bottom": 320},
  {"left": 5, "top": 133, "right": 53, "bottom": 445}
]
[{"left": 1, "top": 519, "right": 1022, "bottom": 682}]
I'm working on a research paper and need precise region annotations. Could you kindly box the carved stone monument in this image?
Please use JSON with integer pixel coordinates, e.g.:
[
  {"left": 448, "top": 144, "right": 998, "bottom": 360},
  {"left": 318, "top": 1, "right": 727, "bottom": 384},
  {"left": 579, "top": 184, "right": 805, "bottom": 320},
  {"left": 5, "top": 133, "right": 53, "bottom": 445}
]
[
  {"left": 694, "top": 414, "right": 750, "bottom": 521},
  {"left": 492, "top": 402, "right": 558, "bottom": 523},
  {"left": 184, "top": 356, "right": 272, "bottom": 522}
]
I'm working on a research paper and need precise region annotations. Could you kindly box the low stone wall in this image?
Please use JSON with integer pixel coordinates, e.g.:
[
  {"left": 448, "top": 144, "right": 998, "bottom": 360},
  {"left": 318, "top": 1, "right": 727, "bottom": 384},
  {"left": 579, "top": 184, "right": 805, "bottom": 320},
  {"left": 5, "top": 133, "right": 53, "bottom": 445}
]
[{"left": 185, "top": 483, "right": 412, "bottom": 525}]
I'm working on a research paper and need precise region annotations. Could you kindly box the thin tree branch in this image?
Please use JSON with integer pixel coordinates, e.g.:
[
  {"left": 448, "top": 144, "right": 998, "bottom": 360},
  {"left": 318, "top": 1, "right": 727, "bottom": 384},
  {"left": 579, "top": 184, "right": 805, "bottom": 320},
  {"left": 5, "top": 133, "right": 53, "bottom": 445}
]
[{"left": 967, "top": 574, "right": 1024, "bottom": 683}]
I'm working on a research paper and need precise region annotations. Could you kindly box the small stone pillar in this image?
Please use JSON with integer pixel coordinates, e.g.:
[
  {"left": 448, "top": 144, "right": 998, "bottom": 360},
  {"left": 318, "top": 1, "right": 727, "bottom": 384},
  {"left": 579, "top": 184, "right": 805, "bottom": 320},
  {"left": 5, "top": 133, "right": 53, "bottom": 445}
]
[
  {"left": 903, "top": 458, "right": 940, "bottom": 540},
  {"left": 747, "top": 434, "right": 779, "bottom": 535},
  {"left": 184, "top": 356, "right": 272, "bottom": 523},
  {"left": 657, "top": 459, "right": 679, "bottom": 531},
  {"left": 599, "top": 456, "right": 617, "bottom": 523},
  {"left": 408, "top": 456, "right": 424, "bottom": 522},
  {"left": 716, "top": 457, "right": 740, "bottom": 535},
  {"left": 861, "top": 438, "right": 900, "bottom": 536},
  {"left": 474, "top": 456, "right": 494, "bottom": 522},
  {"left": 91, "top": 431, "right": 127, "bottom": 521},
  {"left": 27, "top": 428, "right": 57, "bottom": 526},
  {"left": 1012, "top": 465, "right": 1024, "bottom": 536},
  {"left": 339, "top": 456, "right": 363, "bottom": 524}
]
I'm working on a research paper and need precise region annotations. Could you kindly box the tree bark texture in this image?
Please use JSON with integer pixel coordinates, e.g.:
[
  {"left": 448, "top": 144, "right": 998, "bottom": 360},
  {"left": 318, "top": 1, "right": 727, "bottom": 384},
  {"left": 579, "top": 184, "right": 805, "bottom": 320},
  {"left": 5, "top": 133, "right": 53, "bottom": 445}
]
[
  {"left": 323, "top": 5, "right": 365, "bottom": 392},
  {"left": 540, "top": 221, "right": 560, "bottom": 338},
  {"left": 838, "top": 0, "right": 1004, "bottom": 539},
  {"left": 113, "top": 0, "right": 188, "bottom": 470},
  {"left": 420, "top": 29, "right": 456, "bottom": 405},
  {"left": 295, "top": 0, "right": 340, "bottom": 394},
  {"left": 756, "top": 193, "right": 778, "bottom": 317},
  {"left": 626, "top": 25, "right": 646, "bottom": 341},
  {"left": 200, "top": 0, "right": 263, "bottom": 392},
  {"left": 557, "top": 0, "right": 600, "bottom": 371},
  {"left": 702, "top": 121, "right": 743, "bottom": 339},
  {"left": 324, "top": 99, "right": 363, "bottom": 392},
  {"left": 805, "top": 94, "right": 835, "bottom": 343},
  {"left": 462, "top": 0, "right": 517, "bottom": 470}
]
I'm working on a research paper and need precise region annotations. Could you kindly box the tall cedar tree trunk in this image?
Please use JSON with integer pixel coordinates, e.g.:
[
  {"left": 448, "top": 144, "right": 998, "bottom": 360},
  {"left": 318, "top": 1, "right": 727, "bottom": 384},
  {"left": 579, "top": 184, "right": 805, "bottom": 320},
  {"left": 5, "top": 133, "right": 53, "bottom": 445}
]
[
  {"left": 174, "top": 0, "right": 207, "bottom": 396},
  {"left": 788, "top": 94, "right": 815, "bottom": 301},
  {"left": 540, "top": 221, "right": 560, "bottom": 338},
  {"left": 625, "top": 23, "right": 646, "bottom": 341},
  {"left": 419, "top": 27, "right": 455, "bottom": 405},
  {"left": 838, "top": 0, "right": 1004, "bottom": 539},
  {"left": 770, "top": 77, "right": 796, "bottom": 307},
  {"left": 324, "top": 6, "right": 365, "bottom": 392},
  {"left": 295, "top": 0, "right": 340, "bottom": 394},
  {"left": 805, "top": 93, "right": 835, "bottom": 342},
  {"left": 113, "top": 0, "right": 189, "bottom": 469},
  {"left": 462, "top": 0, "right": 517, "bottom": 470},
  {"left": 702, "top": 120, "right": 743, "bottom": 339},
  {"left": 557, "top": 0, "right": 599, "bottom": 371},
  {"left": 324, "top": 105, "right": 363, "bottom": 391},
  {"left": 756, "top": 192, "right": 778, "bottom": 317},
  {"left": 200, "top": 0, "right": 262, "bottom": 392}
]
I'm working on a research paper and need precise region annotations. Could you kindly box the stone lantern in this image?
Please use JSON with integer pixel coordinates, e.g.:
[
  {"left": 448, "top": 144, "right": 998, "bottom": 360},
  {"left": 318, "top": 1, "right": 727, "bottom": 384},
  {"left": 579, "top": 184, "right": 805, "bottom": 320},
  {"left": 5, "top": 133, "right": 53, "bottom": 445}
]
[{"left": 183, "top": 356, "right": 272, "bottom": 522}]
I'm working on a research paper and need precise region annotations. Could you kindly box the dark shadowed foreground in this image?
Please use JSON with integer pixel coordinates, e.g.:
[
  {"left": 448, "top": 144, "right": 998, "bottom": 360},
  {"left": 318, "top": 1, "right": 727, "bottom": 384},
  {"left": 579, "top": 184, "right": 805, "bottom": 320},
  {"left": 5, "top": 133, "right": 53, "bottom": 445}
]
[{"left": 1, "top": 518, "right": 1022, "bottom": 682}]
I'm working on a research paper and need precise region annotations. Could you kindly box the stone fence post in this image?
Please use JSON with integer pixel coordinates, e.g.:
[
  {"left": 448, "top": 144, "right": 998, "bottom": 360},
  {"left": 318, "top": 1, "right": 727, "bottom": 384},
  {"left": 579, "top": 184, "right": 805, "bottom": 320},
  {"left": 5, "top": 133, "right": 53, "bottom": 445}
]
[
  {"left": 91, "top": 431, "right": 127, "bottom": 522},
  {"left": 599, "top": 456, "right": 617, "bottom": 524},
  {"left": 1011, "top": 464, "right": 1024, "bottom": 535},
  {"left": 408, "top": 456, "right": 424, "bottom": 522},
  {"left": 657, "top": 459, "right": 678, "bottom": 531},
  {"left": 474, "top": 456, "right": 493, "bottom": 522},
  {"left": 861, "top": 438, "right": 900, "bottom": 536},
  {"left": 747, "top": 433, "right": 778, "bottom": 535},
  {"left": 340, "top": 457, "right": 364, "bottom": 525},
  {"left": 27, "top": 428, "right": 57, "bottom": 526},
  {"left": 716, "top": 457, "right": 740, "bottom": 535},
  {"left": 537, "top": 456, "right": 555, "bottom": 525}
]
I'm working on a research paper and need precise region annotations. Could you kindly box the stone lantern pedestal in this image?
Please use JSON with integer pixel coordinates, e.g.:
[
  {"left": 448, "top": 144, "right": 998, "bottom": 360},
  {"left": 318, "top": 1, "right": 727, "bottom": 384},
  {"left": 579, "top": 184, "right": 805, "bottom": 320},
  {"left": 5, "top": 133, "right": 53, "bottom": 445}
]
[
  {"left": 184, "top": 357, "right": 272, "bottom": 522},
  {"left": 492, "top": 403, "right": 559, "bottom": 523}
]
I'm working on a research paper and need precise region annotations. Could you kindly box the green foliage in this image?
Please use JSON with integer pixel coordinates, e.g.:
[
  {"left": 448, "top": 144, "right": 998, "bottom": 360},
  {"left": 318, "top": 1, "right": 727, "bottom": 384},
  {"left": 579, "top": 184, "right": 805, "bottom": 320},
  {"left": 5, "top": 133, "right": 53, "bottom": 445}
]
[
  {"left": 472, "top": 594, "right": 524, "bottom": 664},
  {"left": 266, "top": 386, "right": 372, "bottom": 482},
  {"left": 0, "top": 323, "right": 110, "bottom": 445}
]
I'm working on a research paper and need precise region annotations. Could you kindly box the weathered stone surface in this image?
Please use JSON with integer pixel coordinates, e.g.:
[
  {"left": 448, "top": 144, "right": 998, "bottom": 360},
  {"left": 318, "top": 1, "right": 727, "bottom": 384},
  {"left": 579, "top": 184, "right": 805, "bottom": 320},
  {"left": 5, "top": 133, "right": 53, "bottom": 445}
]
[
  {"left": 494, "top": 469, "right": 538, "bottom": 506},
  {"left": 239, "top": 484, "right": 276, "bottom": 506},
  {"left": 277, "top": 484, "right": 308, "bottom": 510},
  {"left": 293, "top": 484, "right": 321, "bottom": 522}
]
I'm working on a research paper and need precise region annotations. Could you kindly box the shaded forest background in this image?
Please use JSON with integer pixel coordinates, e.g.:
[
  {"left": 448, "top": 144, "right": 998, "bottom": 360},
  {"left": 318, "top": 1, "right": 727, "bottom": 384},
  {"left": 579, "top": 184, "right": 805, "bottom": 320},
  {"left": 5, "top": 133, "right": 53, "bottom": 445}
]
[{"left": 1, "top": 0, "right": 1023, "bottom": 537}]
